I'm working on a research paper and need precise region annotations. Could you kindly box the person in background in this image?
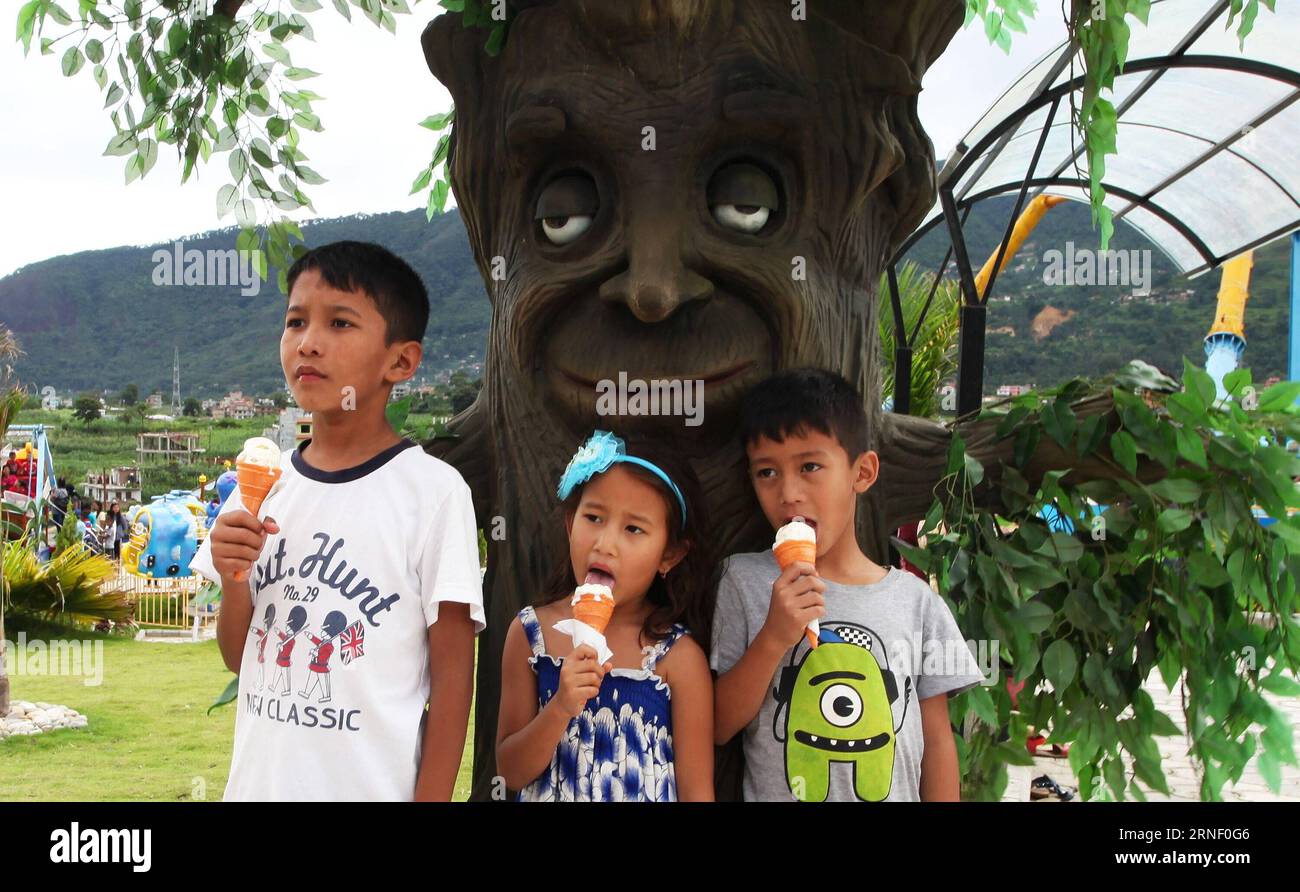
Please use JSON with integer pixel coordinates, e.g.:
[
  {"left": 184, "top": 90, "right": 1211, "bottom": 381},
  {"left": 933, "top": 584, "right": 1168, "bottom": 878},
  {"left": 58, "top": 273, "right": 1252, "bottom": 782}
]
[
  {"left": 2, "top": 451, "right": 19, "bottom": 493},
  {"left": 104, "top": 501, "right": 128, "bottom": 560}
]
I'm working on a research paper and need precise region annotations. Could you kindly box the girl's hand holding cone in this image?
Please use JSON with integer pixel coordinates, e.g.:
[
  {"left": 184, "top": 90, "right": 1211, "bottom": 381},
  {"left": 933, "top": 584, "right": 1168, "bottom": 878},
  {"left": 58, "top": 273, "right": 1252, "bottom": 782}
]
[{"left": 555, "top": 644, "right": 611, "bottom": 717}]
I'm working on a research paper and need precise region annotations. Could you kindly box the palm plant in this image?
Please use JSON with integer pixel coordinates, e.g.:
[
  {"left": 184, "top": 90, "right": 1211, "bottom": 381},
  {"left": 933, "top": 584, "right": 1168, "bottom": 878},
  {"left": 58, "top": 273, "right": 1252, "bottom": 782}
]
[
  {"left": 877, "top": 262, "right": 962, "bottom": 421},
  {"left": 3, "top": 535, "right": 130, "bottom": 626}
]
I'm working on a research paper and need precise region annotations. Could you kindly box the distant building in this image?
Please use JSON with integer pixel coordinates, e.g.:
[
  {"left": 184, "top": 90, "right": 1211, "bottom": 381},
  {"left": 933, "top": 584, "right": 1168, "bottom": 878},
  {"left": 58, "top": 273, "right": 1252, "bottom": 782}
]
[
  {"left": 138, "top": 431, "right": 205, "bottom": 464},
  {"left": 391, "top": 381, "right": 413, "bottom": 400},
  {"left": 84, "top": 467, "right": 143, "bottom": 506},
  {"left": 263, "top": 407, "right": 313, "bottom": 454},
  {"left": 200, "top": 399, "right": 217, "bottom": 412},
  {"left": 146, "top": 392, "right": 164, "bottom": 409},
  {"left": 211, "top": 390, "right": 256, "bottom": 420},
  {"left": 996, "top": 384, "right": 1031, "bottom": 398}
]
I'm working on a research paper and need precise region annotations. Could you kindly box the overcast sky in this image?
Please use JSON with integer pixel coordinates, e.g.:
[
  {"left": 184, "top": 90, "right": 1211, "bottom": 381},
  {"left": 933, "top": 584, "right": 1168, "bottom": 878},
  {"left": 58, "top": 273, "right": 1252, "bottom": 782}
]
[{"left": 0, "top": 8, "right": 1068, "bottom": 278}]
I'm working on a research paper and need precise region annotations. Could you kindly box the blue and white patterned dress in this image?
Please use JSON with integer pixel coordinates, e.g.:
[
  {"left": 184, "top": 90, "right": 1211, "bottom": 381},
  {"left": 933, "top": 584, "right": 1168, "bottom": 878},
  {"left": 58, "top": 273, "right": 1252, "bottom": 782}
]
[{"left": 516, "top": 605, "right": 686, "bottom": 802}]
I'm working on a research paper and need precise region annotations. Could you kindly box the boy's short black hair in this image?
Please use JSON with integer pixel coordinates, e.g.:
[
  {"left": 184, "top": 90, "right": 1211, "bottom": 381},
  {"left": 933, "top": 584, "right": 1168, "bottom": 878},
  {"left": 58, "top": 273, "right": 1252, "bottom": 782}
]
[
  {"left": 286, "top": 240, "right": 429, "bottom": 345},
  {"left": 739, "top": 367, "right": 870, "bottom": 459}
]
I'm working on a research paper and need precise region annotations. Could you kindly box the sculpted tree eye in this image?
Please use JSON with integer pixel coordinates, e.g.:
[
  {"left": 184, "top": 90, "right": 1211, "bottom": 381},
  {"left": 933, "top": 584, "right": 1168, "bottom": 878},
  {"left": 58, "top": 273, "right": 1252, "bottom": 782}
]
[
  {"left": 708, "top": 161, "right": 779, "bottom": 234},
  {"left": 535, "top": 172, "right": 599, "bottom": 245}
]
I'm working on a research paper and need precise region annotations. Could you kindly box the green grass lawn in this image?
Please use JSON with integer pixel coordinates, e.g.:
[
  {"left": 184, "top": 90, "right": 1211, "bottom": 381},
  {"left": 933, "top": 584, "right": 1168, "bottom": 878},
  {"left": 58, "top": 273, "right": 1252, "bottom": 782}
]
[{"left": 0, "top": 614, "right": 476, "bottom": 801}]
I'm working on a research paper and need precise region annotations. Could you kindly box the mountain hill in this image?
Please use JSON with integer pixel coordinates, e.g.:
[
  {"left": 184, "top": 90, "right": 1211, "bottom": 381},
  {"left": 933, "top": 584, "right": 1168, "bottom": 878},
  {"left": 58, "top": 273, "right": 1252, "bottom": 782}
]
[{"left": 1, "top": 199, "right": 1293, "bottom": 399}]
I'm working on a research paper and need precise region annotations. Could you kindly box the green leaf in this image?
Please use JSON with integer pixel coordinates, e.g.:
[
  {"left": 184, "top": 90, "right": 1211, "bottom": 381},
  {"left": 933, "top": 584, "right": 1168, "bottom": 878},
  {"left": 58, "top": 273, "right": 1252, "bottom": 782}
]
[
  {"left": 61, "top": 46, "right": 85, "bottom": 77},
  {"left": 409, "top": 166, "right": 433, "bottom": 195},
  {"left": 1183, "top": 356, "right": 1217, "bottom": 410},
  {"left": 1042, "top": 639, "right": 1077, "bottom": 692},
  {"left": 17, "top": 0, "right": 40, "bottom": 54},
  {"left": 216, "top": 183, "right": 239, "bottom": 217},
  {"left": 419, "top": 111, "right": 454, "bottom": 131},
  {"left": 1259, "top": 671, "right": 1300, "bottom": 698},
  {"left": 85, "top": 38, "right": 104, "bottom": 64},
  {"left": 427, "top": 178, "right": 450, "bottom": 219},
  {"left": 207, "top": 676, "right": 240, "bottom": 713},
  {"left": 386, "top": 395, "right": 412, "bottom": 433},
  {"left": 137, "top": 137, "right": 158, "bottom": 177},
  {"left": 1174, "top": 426, "right": 1208, "bottom": 470},
  {"left": 1150, "top": 478, "right": 1201, "bottom": 503},
  {"left": 1036, "top": 531, "right": 1083, "bottom": 563},
  {"left": 1109, "top": 430, "right": 1137, "bottom": 475},
  {"left": 46, "top": 2, "right": 73, "bottom": 25},
  {"left": 1011, "top": 600, "right": 1055, "bottom": 634},
  {"left": 1259, "top": 381, "right": 1300, "bottom": 412},
  {"left": 332, "top": 0, "right": 352, "bottom": 20},
  {"left": 166, "top": 20, "right": 188, "bottom": 55},
  {"left": 1157, "top": 508, "right": 1193, "bottom": 534},
  {"left": 103, "top": 131, "right": 136, "bottom": 156}
]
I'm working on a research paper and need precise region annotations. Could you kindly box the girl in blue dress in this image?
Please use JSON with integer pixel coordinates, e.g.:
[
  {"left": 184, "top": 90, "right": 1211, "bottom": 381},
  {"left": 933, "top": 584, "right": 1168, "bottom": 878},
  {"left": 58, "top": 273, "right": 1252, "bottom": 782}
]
[{"left": 496, "top": 431, "right": 718, "bottom": 801}]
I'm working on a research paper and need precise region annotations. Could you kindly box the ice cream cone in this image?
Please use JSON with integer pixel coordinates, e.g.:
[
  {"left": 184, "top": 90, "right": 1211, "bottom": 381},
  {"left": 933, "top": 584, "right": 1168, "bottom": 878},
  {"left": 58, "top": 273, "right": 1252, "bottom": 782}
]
[
  {"left": 773, "top": 538, "right": 817, "bottom": 569},
  {"left": 571, "top": 584, "right": 615, "bottom": 634},
  {"left": 773, "top": 517, "right": 820, "bottom": 648},
  {"left": 233, "top": 447, "right": 284, "bottom": 587},
  {"left": 237, "top": 461, "right": 282, "bottom": 518}
]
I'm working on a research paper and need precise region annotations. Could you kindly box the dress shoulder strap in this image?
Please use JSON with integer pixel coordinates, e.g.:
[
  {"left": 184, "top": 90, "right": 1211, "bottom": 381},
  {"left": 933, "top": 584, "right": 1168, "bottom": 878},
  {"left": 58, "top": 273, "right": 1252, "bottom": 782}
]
[
  {"left": 641, "top": 624, "right": 689, "bottom": 672},
  {"left": 517, "top": 606, "right": 545, "bottom": 658}
]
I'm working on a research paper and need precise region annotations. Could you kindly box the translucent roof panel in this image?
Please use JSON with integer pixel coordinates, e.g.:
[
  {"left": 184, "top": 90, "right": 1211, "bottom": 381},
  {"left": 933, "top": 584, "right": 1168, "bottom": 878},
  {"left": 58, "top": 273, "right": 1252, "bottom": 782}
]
[{"left": 910, "top": 0, "right": 1300, "bottom": 277}]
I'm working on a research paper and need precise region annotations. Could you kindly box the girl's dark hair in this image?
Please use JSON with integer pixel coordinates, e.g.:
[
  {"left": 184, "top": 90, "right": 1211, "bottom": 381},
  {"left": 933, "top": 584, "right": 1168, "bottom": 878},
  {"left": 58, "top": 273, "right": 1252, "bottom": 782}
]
[{"left": 536, "top": 433, "right": 718, "bottom": 647}]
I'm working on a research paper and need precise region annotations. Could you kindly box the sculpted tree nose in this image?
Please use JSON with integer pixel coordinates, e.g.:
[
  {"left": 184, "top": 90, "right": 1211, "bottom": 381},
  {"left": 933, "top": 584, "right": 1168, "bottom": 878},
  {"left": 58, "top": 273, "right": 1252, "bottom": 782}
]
[{"left": 599, "top": 206, "right": 713, "bottom": 322}]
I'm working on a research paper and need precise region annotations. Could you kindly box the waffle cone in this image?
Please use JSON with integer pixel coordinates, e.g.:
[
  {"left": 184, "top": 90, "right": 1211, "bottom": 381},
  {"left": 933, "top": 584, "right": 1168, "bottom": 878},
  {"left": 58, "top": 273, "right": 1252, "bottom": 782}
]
[
  {"left": 237, "top": 461, "right": 282, "bottom": 517},
  {"left": 573, "top": 596, "right": 614, "bottom": 635},
  {"left": 773, "top": 539, "right": 817, "bottom": 569}
]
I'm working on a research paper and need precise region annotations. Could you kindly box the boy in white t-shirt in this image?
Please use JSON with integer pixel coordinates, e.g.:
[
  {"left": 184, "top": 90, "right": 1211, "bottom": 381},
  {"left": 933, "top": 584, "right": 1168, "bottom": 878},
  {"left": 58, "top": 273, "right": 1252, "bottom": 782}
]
[{"left": 191, "top": 241, "right": 484, "bottom": 801}]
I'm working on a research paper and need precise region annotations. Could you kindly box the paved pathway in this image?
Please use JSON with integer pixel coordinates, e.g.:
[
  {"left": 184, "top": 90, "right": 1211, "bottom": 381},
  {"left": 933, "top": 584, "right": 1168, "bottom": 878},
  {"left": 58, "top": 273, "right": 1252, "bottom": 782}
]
[{"left": 1001, "top": 667, "right": 1300, "bottom": 802}]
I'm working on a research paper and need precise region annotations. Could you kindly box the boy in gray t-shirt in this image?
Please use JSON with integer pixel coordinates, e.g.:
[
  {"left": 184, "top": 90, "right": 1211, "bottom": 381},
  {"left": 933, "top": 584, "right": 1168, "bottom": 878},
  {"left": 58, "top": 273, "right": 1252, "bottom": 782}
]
[{"left": 712, "top": 369, "right": 986, "bottom": 802}]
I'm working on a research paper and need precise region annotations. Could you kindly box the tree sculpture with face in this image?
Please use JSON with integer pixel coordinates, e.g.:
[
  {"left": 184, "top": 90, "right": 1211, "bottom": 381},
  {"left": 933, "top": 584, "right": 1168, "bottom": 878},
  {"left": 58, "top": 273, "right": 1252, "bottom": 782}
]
[{"left": 423, "top": 0, "right": 981, "bottom": 797}]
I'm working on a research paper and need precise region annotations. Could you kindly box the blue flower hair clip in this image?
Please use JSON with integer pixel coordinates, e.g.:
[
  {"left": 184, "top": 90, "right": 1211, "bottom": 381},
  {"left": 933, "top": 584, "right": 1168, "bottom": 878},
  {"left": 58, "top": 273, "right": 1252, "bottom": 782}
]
[{"left": 556, "top": 430, "right": 688, "bottom": 528}]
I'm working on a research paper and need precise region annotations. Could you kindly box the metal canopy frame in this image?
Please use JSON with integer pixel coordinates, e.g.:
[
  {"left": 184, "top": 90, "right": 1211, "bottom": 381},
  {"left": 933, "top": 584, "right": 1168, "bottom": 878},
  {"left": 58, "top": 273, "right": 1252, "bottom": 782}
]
[{"left": 887, "top": 0, "right": 1300, "bottom": 417}]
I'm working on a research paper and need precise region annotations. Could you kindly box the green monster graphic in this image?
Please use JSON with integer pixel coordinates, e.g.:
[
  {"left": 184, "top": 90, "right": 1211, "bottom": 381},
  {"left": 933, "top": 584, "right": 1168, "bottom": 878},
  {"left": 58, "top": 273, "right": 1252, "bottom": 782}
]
[{"left": 773, "top": 623, "right": 911, "bottom": 802}]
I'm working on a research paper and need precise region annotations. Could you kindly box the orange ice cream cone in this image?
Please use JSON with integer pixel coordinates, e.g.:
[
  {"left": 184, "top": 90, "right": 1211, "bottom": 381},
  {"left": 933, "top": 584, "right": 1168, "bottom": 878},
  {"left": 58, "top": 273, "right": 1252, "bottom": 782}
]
[
  {"left": 572, "top": 591, "right": 615, "bottom": 634},
  {"left": 773, "top": 539, "right": 817, "bottom": 569},
  {"left": 773, "top": 518, "right": 820, "bottom": 648}
]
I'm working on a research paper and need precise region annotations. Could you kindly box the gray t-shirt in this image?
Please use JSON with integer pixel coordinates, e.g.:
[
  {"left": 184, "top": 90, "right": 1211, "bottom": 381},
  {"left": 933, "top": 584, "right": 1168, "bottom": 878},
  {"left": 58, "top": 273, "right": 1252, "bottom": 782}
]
[{"left": 711, "top": 551, "right": 986, "bottom": 802}]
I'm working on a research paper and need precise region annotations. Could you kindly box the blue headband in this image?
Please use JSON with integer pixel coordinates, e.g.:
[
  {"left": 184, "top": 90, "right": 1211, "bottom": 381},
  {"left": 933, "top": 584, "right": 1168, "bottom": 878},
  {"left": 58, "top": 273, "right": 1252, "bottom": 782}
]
[{"left": 556, "top": 430, "right": 688, "bottom": 528}]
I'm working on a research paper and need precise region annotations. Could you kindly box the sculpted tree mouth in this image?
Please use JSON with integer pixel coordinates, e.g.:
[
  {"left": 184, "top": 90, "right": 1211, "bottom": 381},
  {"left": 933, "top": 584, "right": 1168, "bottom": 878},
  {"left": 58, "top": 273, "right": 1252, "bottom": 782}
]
[{"left": 557, "top": 360, "right": 756, "bottom": 389}]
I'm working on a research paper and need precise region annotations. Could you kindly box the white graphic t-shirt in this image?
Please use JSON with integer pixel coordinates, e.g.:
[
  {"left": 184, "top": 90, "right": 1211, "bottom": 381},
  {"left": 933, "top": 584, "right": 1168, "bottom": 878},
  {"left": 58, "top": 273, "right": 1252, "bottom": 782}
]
[{"left": 191, "top": 438, "right": 485, "bottom": 801}]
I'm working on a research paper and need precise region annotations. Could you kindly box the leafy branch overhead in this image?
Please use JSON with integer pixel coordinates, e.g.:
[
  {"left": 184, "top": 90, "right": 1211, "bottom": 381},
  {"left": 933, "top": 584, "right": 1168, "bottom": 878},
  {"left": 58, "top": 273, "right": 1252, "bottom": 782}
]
[{"left": 14, "top": 0, "right": 1272, "bottom": 272}]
